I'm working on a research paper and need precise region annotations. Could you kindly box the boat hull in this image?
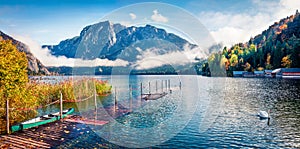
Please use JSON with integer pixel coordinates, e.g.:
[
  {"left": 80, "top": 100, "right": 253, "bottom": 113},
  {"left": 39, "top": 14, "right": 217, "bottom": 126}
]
[{"left": 11, "top": 108, "right": 74, "bottom": 133}]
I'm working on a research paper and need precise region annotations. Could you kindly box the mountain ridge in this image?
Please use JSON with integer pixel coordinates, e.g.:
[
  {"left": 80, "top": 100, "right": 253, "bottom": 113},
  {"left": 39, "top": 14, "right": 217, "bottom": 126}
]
[
  {"left": 0, "top": 31, "right": 50, "bottom": 75},
  {"left": 43, "top": 21, "right": 197, "bottom": 62}
]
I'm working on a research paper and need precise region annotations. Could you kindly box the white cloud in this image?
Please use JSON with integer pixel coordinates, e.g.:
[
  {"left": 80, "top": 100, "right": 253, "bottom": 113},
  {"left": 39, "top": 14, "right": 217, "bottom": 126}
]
[
  {"left": 151, "top": 9, "right": 168, "bottom": 23},
  {"left": 198, "top": 12, "right": 272, "bottom": 47},
  {"left": 129, "top": 13, "right": 137, "bottom": 20},
  {"left": 119, "top": 21, "right": 133, "bottom": 27},
  {"left": 198, "top": 0, "right": 300, "bottom": 48},
  {"left": 133, "top": 45, "right": 206, "bottom": 70},
  {"left": 13, "top": 35, "right": 129, "bottom": 67},
  {"left": 210, "top": 27, "right": 249, "bottom": 47},
  {"left": 280, "top": 0, "right": 300, "bottom": 10}
]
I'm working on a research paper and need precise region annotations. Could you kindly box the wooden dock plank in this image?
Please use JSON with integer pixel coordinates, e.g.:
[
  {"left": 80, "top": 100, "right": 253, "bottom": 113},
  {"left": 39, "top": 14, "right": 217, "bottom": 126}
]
[
  {"left": 0, "top": 137, "right": 43, "bottom": 149},
  {"left": 10, "top": 135, "right": 50, "bottom": 146},
  {"left": 64, "top": 118, "right": 109, "bottom": 126},
  {"left": 142, "top": 92, "right": 168, "bottom": 100},
  {"left": 2, "top": 135, "right": 50, "bottom": 148},
  {"left": 0, "top": 140, "right": 28, "bottom": 149}
]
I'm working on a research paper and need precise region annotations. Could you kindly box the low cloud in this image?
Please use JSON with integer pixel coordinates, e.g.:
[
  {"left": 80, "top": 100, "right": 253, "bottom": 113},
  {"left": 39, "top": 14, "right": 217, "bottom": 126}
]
[
  {"left": 129, "top": 13, "right": 137, "bottom": 20},
  {"left": 13, "top": 35, "right": 129, "bottom": 67},
  {"left": 151, "top": 9, "right": 168, "bottom": 23},
  {"left": 133, "top": 45, "right": 206, "bottom": 70},
  {"left": 119, "top": 21, "right": 133, "bottom": 27},
  {"left": 198, "top": 0, "right": 300, "bottom": 48}
]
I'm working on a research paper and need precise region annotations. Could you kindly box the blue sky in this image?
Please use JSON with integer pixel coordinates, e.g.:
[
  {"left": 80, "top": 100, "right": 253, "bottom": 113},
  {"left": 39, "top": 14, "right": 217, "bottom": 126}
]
[
  {"left": 0, "top": 0, "right": 261, "bottom": 44},
  {"left": 0, "top": 0, "right": 299, "bottom": 67}
]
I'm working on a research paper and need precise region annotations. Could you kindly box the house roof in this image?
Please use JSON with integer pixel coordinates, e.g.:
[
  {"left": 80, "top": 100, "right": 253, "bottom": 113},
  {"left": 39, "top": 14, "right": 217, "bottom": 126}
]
[
  {"left": 233, "top": 71, "right": 245, "bottom": 75},
  {"left": 254, "top": 71, "right": 264, "bottom": 74},
  {"left": 272, "top": 68, "right": 281, "bottom": 73},
  {"left": 281, "top": 68, "right": 300, "bottom": 73},
  {"left": 264, "top": 70, "right": 273, "bottom": 73},
  {"left": 271, "top": 68, "right": 300, "bottom": 73}
]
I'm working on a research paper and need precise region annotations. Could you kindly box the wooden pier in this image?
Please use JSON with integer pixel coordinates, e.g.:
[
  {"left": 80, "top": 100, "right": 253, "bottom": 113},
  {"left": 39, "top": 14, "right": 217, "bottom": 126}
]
[
  {"left": 0, "top": 116, "right": 93, "bottom": 148},
  {"left": 140, "top": 79, "right": 172, "bottom": 101},
  {"left": 141, "top": 92, "right": 168, "bottom": 100},
  {"left": 0, "top": 79, "right": 178, "bottom": 148}
]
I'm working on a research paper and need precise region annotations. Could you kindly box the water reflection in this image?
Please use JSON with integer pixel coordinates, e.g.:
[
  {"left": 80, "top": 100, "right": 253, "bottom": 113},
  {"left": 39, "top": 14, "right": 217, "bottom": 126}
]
[{"left": 39, "top": 76, "right": 300, "bottom": 148}]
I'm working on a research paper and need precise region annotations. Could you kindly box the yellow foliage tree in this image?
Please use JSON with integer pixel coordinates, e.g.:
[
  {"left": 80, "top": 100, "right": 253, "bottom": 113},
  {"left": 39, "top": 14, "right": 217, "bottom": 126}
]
[
  {"left": 230, "top": 54, "right": 238, "bottom": 67},
  {"left": 265, "top": 53, "right": 273, "bottom": 70},
  {"left": 244, "top": 62, "right": 251, "bottom": 71},
  {"left": 0, "top": 40, "right": 37, "bottom": 132},
  {"left": 281, "top": 55, "right": 292, "bottom": 68}
]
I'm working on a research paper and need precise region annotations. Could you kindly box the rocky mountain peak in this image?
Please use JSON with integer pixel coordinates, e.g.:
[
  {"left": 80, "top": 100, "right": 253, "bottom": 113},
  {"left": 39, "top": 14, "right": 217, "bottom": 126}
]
[{"left": 45, "top": 21, "right": 197, "bottom": 61}]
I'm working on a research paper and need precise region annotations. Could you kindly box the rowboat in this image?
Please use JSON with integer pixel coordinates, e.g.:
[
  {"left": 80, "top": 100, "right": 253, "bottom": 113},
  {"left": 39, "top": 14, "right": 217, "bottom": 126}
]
[{"left": 11, "top": 108, "right": 75, "bottom": 133}]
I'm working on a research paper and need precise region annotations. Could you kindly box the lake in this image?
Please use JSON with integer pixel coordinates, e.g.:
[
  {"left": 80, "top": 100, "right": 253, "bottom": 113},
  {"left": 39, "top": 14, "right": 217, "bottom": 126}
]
[{"left": 38, "top": 75, "right": 300, "bottom": 148}]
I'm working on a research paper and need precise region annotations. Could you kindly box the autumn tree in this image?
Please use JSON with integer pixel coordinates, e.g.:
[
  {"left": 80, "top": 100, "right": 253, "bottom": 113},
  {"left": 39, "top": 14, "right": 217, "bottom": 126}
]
[
  {"left": 281, "top": 55, "right": 292, "bottom": 68},
  {"left": 0, "top": 40, "right": 37, "bottom": 132},
  {"left": 265, "top": 53, "right": 273, "bottom": 69},
  {"left": 230, "top": 54, "right": 238, "bottom": 67}
]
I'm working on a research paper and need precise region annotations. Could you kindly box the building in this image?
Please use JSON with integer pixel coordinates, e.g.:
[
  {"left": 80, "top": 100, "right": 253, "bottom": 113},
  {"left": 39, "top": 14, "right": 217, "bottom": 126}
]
[
  {"left": 243, "top": 72, "right": 255, "bottom": 78},
  {"left": 254, "top": 71, "right": 265, "bottom": 77},
  {"left": 272, "top": 68, "right": 282, "bottom": 78},
  {"left": 272, "top": 68, "right": 300, "bottom": 79},
  {"left": 233, "top": 71, "right": 244, "bottom": 77},
  {"left": 264, "top": 70, "right": 273, "bottom": 78},
  {"left": 281, "top": 68, "right": 300, "bottom": 79}
]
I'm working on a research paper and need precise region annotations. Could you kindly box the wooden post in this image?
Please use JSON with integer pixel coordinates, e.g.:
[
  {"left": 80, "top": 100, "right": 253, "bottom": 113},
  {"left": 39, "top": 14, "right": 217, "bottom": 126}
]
[
  {"left": 165, "top": 80, "right": 167, "bottom": 91},
  {"left": 94, "top": 88, "right": 97, "bottom": 110},
  {"left": 114, "top": 87, "right": 118, "bottom": 110},
  {"left": 6, "top": 99, "right": 10, "bottom": 134},
  {"left": 179, "top": 81, "right": 182, "bottom": 90},
  {"left": 94, "top": 108, "right": 97, "bottom": 125},
  {"left": 140, "top": 82, "right": 143, "bottom": 100},
  {"left": 168, "top": 79, "right": 171, "bottom": 93},
  {"left": 130, "top": 85, "right": 132, "bottom": 112},
  {"left": 161, "top": 80, "right": 163, "bottom": 93},
  {"left": 60, "top": 91, "right": 63, "bottom": 120},
  {"left": 156, "top": 80, "right": 158, "bottom": 93},
  {"left": 149, "top": 82, "right": 151, "bottom": 94}
]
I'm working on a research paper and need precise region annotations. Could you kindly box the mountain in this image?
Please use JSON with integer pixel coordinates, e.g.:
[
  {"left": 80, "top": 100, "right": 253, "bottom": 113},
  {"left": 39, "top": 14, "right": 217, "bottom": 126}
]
[
  {"left": 43, "top": 21, "right": 126, "bottom": 59},
  {"left": 252, "top": 10, "right": 300, "bottom": 47},
  {"left": 43, "top": 21, "right": 197, "bottom": 62},
  {"left": 203, "top": 10, "right": 300, "bottom": 76},
  {"left": 0, "top": 31, "right": 50, "bottom": 75}
]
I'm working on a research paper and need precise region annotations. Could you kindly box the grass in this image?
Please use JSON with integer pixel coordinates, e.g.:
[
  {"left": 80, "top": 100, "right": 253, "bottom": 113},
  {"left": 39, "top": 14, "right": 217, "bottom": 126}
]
[{"left": 0, "top": 78, "right": 111, "bottom": 134}]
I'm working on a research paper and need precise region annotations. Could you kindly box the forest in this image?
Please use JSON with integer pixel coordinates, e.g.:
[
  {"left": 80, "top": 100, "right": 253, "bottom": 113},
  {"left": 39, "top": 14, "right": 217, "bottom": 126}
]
[{"left": 201, "top": 10, "right": 300, "bottom": 77}]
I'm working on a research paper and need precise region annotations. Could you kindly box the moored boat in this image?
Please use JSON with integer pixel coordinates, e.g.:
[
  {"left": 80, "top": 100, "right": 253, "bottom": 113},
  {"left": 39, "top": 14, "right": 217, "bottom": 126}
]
[{"left": 11, "top": 108, "right": 74, "bottom": 133}]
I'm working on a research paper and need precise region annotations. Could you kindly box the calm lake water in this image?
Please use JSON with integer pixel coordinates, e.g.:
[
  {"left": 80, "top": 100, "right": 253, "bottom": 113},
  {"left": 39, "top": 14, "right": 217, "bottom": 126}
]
[{"left": 38, "top": 75, "right": 300, "bottom": 148}]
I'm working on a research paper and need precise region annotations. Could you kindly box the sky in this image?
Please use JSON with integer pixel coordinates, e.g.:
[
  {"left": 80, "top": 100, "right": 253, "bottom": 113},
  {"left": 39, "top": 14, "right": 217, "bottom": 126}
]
[{"left": 0, "top": 0, "right": 299, "bottom": 67}]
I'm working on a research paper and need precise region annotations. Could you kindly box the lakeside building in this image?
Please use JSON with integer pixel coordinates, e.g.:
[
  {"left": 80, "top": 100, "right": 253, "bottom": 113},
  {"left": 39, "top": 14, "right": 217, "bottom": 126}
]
[
  {"left": 272, "top": 68, "right": 282, "bottom": 78},
  {"left": 233, "top": 68, "right": 300, "bottom": 79},
  {"left": 274, "top": 68, "right": 300, "bottom": 79},
  {"left": 233, "top": 71, "right": 244, "bottom": 77},
  {"left": 264, "top": 70, "right": 273, "bottom": 77},
  {"left": 243, "top": 72, "right": 255, "bottom": 78},
  {"left": 254, "top": 71, "right": 265, "bottom": 77}
]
